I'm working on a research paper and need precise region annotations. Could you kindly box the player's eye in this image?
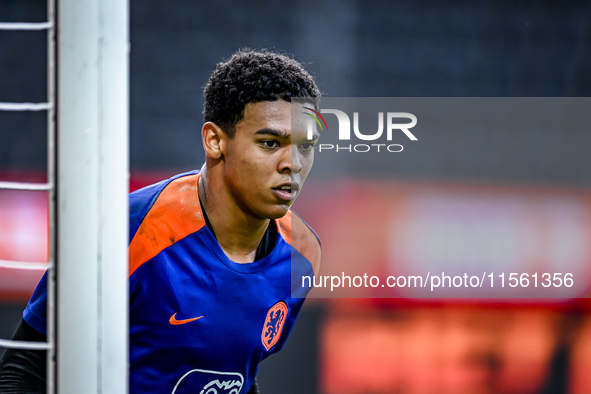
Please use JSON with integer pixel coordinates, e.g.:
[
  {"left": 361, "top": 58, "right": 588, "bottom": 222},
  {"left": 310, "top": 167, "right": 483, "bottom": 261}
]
[
  {"left": 262, "top": 140, "right": 280, "bottom": 149},
  {"left": 299, "top": 143, "right": 315, "bottom": 151}
]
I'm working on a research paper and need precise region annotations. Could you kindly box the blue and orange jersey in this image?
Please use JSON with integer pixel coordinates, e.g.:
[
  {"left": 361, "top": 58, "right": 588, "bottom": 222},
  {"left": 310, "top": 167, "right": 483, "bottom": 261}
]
[{"left": 23, "top": 169, "right": 321, "bottom": 393}]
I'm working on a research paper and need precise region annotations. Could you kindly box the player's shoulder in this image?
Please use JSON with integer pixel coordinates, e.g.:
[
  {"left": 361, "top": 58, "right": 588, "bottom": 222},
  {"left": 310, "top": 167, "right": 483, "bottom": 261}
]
[
  {"left": 129, "top": 170, "right": 206, "bottom": 276},
  {"left": 129, "top": 171, "right": 200, "bottom": 213},
  {"left": 276, "top": 210, "right": 321, "bottom": 275},
  {"left": 129, "top": 170, "right": 200, "bottom": 235}
]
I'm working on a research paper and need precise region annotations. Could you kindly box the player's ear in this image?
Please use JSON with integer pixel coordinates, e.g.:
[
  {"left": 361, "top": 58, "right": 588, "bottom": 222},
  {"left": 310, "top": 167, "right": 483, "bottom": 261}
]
[{"left": 201, "top": 121, "right": 226, "bottom": 160}]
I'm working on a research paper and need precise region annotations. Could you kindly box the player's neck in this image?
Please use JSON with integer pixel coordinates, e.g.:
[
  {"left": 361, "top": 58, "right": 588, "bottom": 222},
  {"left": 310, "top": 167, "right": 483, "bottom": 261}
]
[{"left": 198, "top": 168, "right": 269, "bottom": 264}]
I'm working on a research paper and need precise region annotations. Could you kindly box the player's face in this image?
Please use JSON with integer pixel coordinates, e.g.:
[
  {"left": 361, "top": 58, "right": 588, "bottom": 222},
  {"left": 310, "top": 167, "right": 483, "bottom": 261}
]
[{"left": 223, "top": 100, "right": 319, "bottom": 219}]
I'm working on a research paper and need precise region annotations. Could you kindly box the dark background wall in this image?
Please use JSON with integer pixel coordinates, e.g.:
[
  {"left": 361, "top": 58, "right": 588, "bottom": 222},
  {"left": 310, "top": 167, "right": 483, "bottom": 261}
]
[
  {"left": 1, "top": 1, "right": 590, "bottom": 393},
  {"left": 1, "top": 0, "right": 590, "bottom": 176}
]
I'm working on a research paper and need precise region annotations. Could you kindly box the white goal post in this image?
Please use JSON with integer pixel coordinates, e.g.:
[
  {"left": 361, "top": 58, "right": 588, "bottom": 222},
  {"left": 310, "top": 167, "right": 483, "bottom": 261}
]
[{"left": 54, "top": 0, "right": 129, "bottom": 393}]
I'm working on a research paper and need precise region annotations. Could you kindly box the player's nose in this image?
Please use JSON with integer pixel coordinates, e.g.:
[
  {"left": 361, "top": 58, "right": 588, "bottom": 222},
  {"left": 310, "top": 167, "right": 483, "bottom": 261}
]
[{"left": 279, "top": 145, "right": 302, "bottom": 174}]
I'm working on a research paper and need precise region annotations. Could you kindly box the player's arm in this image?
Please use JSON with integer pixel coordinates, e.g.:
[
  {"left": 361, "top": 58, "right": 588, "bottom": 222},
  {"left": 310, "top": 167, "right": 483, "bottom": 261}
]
[
  {"left": 247, "top": 377, "right": 261, "bottom": 394},
  {"left": 0, "top": 319, "right": 47, "bottom": 393}
]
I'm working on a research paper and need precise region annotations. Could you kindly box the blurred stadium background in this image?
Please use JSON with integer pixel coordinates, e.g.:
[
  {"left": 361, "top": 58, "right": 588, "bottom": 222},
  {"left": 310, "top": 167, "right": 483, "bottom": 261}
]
[{"left": 2, "top": 0, "right": 591, "bottom": 393}]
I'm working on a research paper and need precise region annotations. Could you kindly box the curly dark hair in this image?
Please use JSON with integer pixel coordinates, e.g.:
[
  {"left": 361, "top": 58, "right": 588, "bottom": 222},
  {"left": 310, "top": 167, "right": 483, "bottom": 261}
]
[{"left": 203, "top": 48, "right": 321, "bottom": 137}]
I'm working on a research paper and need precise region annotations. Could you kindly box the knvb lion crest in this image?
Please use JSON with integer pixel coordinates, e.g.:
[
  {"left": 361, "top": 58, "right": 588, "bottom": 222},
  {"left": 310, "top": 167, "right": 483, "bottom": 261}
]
[{"left": 261, "top": 301, "right": 289, "bottom": 351}]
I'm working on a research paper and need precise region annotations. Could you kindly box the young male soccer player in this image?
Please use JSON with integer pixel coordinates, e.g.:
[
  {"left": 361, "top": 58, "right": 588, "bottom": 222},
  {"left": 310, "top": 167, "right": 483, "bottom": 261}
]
[{"left": 0, "top": 48, "right": 321, "bottom": 394}]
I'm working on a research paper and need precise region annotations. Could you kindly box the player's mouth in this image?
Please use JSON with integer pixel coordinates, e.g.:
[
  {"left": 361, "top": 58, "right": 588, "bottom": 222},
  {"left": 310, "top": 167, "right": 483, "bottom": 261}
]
[{"left": 272, "top": 182, "right": 299, "bottom": 201}]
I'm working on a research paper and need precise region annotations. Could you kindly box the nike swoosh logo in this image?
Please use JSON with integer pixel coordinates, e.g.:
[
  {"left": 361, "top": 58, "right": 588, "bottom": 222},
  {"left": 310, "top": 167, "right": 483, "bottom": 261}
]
[{"left": 169, "top": 312, "right": 204, "bottom": 325}]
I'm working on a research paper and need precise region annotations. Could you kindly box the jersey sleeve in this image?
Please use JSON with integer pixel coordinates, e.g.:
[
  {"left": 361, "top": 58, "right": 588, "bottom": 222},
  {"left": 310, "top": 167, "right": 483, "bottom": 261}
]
[
  {"left": 20, "top": 172, "right": 201, "bottom": 336},
  {"left": 20, "top": 179, "right": 152, "bottom": 335},
  {"left": 22, "top": 271, "right": 48, "bottom": 336}
]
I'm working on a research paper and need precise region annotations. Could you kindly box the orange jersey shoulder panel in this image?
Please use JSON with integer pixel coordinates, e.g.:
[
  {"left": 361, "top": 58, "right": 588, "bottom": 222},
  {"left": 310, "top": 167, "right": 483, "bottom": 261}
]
[
  {"left": 276, "top": 211, "right": 321, "bottom": 276},
  {"left": 129, "top": 174, "right": 205, "bottom": 276}
]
